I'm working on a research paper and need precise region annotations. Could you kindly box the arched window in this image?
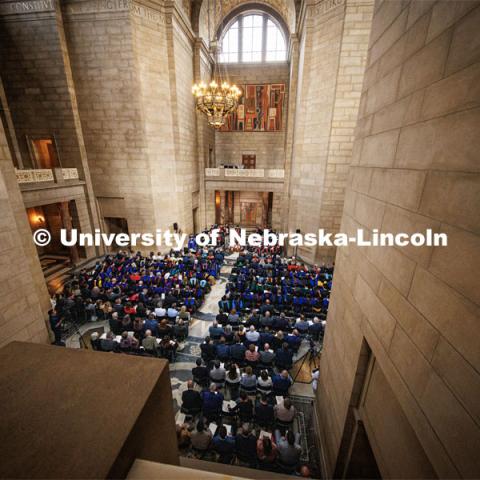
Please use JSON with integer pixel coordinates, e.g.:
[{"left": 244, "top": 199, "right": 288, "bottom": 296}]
[{"left": 219, "top": 11, "right": 287, "bottom": 63}]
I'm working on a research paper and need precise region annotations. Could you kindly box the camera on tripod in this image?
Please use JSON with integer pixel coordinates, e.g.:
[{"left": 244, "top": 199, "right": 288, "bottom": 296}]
[
  {"left": 306, "top": 334, "right": 317, "bottom": 354},
  {"left": 292, "top": 334, "right": 320, "bottom": 384}
]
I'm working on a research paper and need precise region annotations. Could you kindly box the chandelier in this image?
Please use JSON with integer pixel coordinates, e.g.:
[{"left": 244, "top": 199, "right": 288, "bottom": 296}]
[
  {"left": 192, "top": 80, "right": 241, "bottom": 128},
  {"left": 191, "top": 0, "right": 241, "bottom": 128}
]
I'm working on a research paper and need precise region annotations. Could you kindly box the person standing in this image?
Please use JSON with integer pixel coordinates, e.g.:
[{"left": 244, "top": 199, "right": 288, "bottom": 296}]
[{"left": 49, "top": 308, "right": 63, "bottom": 345}]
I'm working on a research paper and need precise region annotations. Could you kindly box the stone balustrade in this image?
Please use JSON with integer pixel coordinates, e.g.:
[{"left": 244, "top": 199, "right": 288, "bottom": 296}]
[
  {"left": 15, "top": 168, "right": 54, "bottom": 184},
  {"left": 225, "top": 168, "right": 265, "bottom": 178},
  {"left": 205, "top": 167, "right": 285, "bottom": 179},
  {"left": 15, "top": 168, "right": 80, "bottom": 185},
  {"left": 205, "top": 168, "right": 220, "bottom": 176},
  {"left": 61, "top": 168, "right": 79, "bottom": 180}
]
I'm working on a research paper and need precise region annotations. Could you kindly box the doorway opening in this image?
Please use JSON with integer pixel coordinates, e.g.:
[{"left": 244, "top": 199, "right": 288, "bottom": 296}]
[
  {"left": 104, "top": 217, "right": 130, "bottom": 250},
  {"left": 27, "top": 202, "right": 81, "bottom": 278},
  {"left": 345, "top": 422, "right": 381, "bottom": 479},
  {"left": 28, "top": 137, "right": 60, "bottom": 169},
  {"left": 242, "top": 153, "right": 256, "bottom": 169},
  {"left": 214, "top": 191, "right": 273, "bottom": 227}
]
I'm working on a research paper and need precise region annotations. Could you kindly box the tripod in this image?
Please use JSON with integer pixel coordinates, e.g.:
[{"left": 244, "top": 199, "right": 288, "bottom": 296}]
[{"left": 292, "top": 346, "right": 319, "bottom": 384}]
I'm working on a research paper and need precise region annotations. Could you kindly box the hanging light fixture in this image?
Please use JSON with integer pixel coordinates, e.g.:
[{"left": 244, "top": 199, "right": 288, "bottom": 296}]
[
  {"left": 192, "top": 80, "right": 241, "bottom": 128},
  {"left": 192, "top": 0, "right": 242, "bottom": 128}
]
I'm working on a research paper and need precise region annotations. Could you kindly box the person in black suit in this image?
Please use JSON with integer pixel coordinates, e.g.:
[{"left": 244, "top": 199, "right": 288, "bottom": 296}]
[
  {"left": 255, "top": 394, "right": 274, "bottom": 429},
  {"left": 181, "top": 380, "right": 202, "bottom": 415},
  {"left": 192, "top": 358, "right": 209, "bottom": 388},
  {"left": 200, "top": 336, "right": 216, "bottom": 363},
  {"left": 235, "top": 424, "right": 258, "bottom": 467}
]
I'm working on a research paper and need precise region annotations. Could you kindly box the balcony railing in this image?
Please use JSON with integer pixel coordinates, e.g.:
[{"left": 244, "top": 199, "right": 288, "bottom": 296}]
[
  {"left": 61, "top": 168, "right": 79, "bottom": 180},
  {"left": 15, "top": 169, "right": 54, "bottom": 184},
  {"left": 205, "top": 168, "right": 285, "bottom": 179},
  {"left": 15, "top": 168, "right": 79, "bottom": 185}
]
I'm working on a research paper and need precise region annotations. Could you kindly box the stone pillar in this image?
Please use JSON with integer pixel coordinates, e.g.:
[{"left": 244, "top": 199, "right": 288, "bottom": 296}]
[
  {"left": 219, "top": 190, "right": 226, "bottom": 224},
  {"left": 262, "top": 192, "right": 269, "bottom": 227},
  {"left": 226, "top": 191, "right": 236, "bottom": 224},
  {"left": 0, "top": 77, "right": 23, "bottom": 168},
  {"left": 0, "top": 113, "right": 50, "bottom": 346},
  {"left": 59, "top": 201, "right": 79, "bottom": 265},
  {"left": 233, "top": 192, "right": 240, "bottom": 225}
]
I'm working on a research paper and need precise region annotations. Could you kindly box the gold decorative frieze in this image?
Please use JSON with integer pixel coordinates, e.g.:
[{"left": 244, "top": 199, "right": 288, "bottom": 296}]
[
  {"left": 61, "top": 168, "right": 79, "bottom": 180},
  {"left": 204, "top": 168, "right": 285, "bottom": 180},
  {"left": 15, "top": 169, "right": 54, "bottom": 184},
  {"left": 224, "top": 169, "right": 265, "bottom": 178},
  {"left": 205, "top": 168, "right": 220, "bottom": 177}
]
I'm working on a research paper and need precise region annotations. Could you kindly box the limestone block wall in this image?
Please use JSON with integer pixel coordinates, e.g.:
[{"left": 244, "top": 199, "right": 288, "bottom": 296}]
[
  {"left": 64, "top": 2, "right": 157, "bottom": 236},
  {"left": 315, "top": 0, "right": 374, "bottom": 259},
  {"left": 204, "top": 189, "right": 216, "bottom": 227},
  {"left": 271, "top": 191, "right": 282, "bottom": 230},
  {"left": 64, "top": 0, "right": 201, "bottom": 237},
  {"left": 194, "top": 44, "right": 215, "bottom": 230},
  {"left": 0, "top": 118, "right": 50, "bottom": 347},
  {"left": 0, "top": 3, "right": 82, "bottom": 170},
  {"left": 132, "top": 4, "right": 181, "bottom": 233},
  {"left": 168, "top": 13, "right": 200, "bottom": 233},
  {"left": 286, "top": 0, "right": 373, "bottom": 264},
  {"left": 0, "top": 1, "right": 101, "bottom": 246},
  {"left": 318, "top": 1, "right": 480, "bottom": 477},
  {"left": 214, "top": 63, "right": 290, "bottom": 169},
  {"left": 287, "top": 0, "right": 347, "bottom": 262}
]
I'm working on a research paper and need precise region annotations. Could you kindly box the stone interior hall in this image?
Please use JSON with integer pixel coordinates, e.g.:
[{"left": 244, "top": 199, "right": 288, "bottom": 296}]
[{"left": 0, "top": 0, "right": 479, "bottom": 479}]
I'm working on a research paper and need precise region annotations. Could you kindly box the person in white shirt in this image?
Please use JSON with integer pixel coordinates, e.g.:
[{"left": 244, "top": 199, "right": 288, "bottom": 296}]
[
  {"left": 155, "top": 303, "right": 166, "bottom": 318},
  {"left": 245, "top": 325, "right": 260, "bottom": 343},
  {"left": 167, "top": 304, "right": 179, "bottom": 318},
  {"left": 274, "top": 398, "right": 296, "bottom": 423},
  {"left": 210, "top": 360, "right": 226, "bottom": 386},
  {"left": 257, "top": 370, "right": 273, "bottom": 394}
]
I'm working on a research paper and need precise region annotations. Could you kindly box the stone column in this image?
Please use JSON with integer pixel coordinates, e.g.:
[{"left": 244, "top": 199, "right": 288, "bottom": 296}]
[
  {"left": 219, "top": 190, "right": 226, "bottom": 224},
  {"left": 232, "top": 192, "right": 240, "bottom": 225},
  {"left": 0, "top": 115, "right": 50, "bottom": 346},
  {"left": 59, "top": 201, "right": 79, "bottom": 265},
  {"left": 262, "top": 192, "right": 269, "bottom": 227},
  {"left": 0, "top": 77, "right": 23, "bottom": 168}
]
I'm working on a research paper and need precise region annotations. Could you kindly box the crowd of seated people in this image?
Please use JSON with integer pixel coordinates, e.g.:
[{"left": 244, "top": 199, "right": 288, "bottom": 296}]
[
  {"left": 48, "top": 245, "right": 224, "bottom": 357},
  {"left": 177, "top": 370, "right": 308, "bottom": 475},
  {"left": 177, "top": 418, "right": 308, "bottom": 475},
  {"left": 174, "top": 247, "right": 333, "bottom": 475},
  {"left": 220, "top": 251, "right": 333, "bottom": 319},
  {"left": 176, "top": 303, "right": 319, "bottom": 475}
]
